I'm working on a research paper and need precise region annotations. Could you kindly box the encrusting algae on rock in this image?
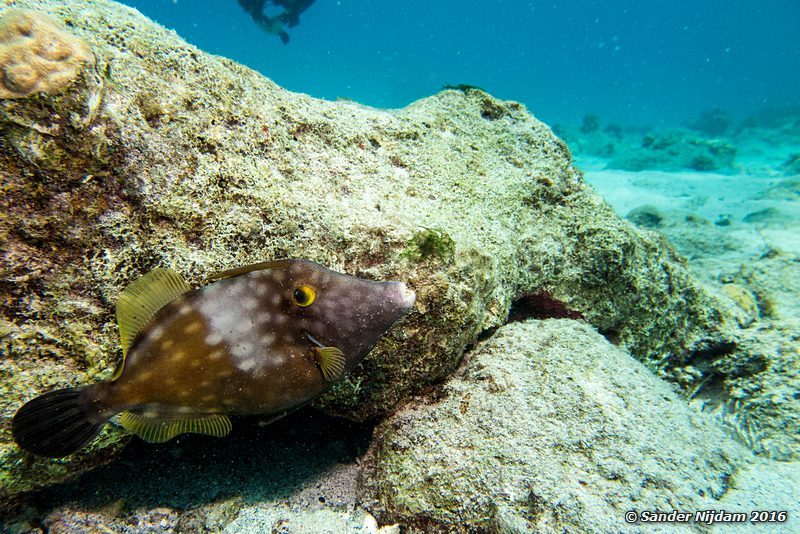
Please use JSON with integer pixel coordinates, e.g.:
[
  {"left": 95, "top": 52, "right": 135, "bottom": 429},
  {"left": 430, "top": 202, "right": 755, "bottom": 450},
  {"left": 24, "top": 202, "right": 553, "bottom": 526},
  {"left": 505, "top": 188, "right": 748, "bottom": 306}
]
[
  {"left": 0, "top": 9, "right": 94, "bottom": 99},
  {"left": 13, "top": 259, "right": 414, "bottom": 457}
]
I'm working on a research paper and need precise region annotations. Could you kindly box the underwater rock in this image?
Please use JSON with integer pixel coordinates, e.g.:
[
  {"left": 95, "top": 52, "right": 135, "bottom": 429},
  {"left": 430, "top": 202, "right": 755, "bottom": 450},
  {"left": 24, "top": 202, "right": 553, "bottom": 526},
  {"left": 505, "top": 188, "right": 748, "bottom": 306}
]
[
  {"left": 559, "top": 122, "right": 738, "bottom": 173},
  {"left": 779, "top": 155, "right": 800, "bottom": 176},
  {"left": 555, "top": 121, "right": 622, "bottom": 159},
  {"left": 712, "top": 255, "right": 800, "bottom": 462},
  {"left": 742, "top": 207, "right": 789, "bottom": 226},
  {"left": 754, "top": 175, "right": 800, "bottom": 200},
  {"left": 739, "top": 253, "right": 800, "bottom": 322},
  {"left": 609, "top": 130, "right": 737, "bottom": 172},
  {"left": 0, "top": 0, "right": 747, "bottom": 503},
  {"left": 720, "top": 283, "right": 759, "bottom": 321},
  {"left": 687, "top": 108, "right": 733, "bottom": 138},
  {"left": 626, "top": 204, "right": 664, "bottom": 229},
  {"left": 579, "top": 112, "right": 600, "bottom": 134},
  {"left": 360, "top": 320, "right": 749, "bottom": 533},
  {"left": 704, "top": 318, "right": 800, "bottom": 462}
]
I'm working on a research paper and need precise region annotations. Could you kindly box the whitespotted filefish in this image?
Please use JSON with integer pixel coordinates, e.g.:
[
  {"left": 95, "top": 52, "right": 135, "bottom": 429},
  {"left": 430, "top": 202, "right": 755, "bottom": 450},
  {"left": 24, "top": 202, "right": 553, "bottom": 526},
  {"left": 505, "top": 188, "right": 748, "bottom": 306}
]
[{"left": 12, "top": 259, "right": 415, "bottom": 457}]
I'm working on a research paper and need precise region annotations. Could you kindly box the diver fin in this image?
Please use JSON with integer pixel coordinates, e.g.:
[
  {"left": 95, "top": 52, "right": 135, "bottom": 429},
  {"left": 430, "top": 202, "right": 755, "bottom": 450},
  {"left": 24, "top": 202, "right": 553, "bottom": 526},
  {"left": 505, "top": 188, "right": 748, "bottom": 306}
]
[
  {"left": 115, "top": 268, "right": 190, "bottom": 379},
  {"left": 118, "top": 412, "right": 232, "bottom": 443},
  {"left": 206, "top": 259, "right": 292, "bottom": 281},
  {"left": 12, "top": 387, "right": 108, "bottom": 458},
  {"left": 312, "top": 346, "right": 346, "bottom": 382}
]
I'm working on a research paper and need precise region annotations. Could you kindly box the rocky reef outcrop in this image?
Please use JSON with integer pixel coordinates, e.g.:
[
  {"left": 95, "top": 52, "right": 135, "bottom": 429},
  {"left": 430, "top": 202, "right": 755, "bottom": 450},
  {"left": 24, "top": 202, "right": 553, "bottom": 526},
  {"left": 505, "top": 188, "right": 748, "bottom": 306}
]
[
  {"left": 360, "top": 320, "right": 752, "bottom": 533},
  {"left": 2, "top": 0, "right": 791, "bottom": 522}
]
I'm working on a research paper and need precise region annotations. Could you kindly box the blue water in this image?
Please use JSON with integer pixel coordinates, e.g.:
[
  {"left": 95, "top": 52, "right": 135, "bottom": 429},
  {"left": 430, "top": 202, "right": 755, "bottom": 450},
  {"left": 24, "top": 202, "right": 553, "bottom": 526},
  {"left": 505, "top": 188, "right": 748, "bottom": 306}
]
[{"left": 118, "top": 1, "right": 799, "bottom": 128}]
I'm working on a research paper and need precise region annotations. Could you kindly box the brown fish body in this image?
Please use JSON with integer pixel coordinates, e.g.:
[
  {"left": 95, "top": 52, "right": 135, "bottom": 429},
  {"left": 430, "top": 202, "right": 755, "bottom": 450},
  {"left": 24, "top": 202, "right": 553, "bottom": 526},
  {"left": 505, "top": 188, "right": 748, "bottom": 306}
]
[
  {"left": 104, "top": 259, "right": 414, "bottom": 416},
  {"left": 12, "top": 259, "right": 415, "bottom": 457}
]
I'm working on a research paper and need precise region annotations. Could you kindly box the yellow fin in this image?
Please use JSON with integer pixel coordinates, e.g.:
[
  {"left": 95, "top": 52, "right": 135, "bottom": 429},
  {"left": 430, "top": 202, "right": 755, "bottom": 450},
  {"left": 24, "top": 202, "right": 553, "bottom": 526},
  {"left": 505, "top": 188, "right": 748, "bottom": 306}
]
[
  {"left": 207, "top": 259, "right": 291, "bottom": 281},
  {"left": 313, "top": 346, "right": 346, "bottom": 382},
  {"left": 118, "top": 412, "right": 232, "bottom": 443},
  {"left": 115, "top": 267, "right": 189, "bottom": 358}
]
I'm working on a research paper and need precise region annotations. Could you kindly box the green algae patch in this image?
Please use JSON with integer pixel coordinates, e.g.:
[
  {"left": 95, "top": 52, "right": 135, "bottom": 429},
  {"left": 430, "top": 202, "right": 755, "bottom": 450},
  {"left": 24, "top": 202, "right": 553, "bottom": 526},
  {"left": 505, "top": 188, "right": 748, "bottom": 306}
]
[{"left": 401, "top": 228, "right": 455, "bottom": 264}]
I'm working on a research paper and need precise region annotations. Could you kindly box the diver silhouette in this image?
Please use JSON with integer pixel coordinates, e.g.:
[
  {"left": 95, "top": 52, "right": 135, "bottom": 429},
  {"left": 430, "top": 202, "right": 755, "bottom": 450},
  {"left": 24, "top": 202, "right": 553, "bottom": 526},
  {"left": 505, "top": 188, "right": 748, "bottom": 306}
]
[{"left": 237, "top": 0, "right": 316, "bottom": 44}]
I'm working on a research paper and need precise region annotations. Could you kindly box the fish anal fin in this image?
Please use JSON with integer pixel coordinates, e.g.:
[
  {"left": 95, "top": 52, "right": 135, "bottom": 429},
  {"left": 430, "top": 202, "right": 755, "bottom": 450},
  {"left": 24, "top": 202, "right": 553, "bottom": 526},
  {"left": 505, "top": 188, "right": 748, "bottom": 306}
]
[
  {"left": 312, "top": 346, "right": 345, "bottom": 382},
  {"left": 118, "top": 411, "right": 231, "bottom": 443},
  {"left": 115, "top": 268, "right": 190, "bottom": 378}
]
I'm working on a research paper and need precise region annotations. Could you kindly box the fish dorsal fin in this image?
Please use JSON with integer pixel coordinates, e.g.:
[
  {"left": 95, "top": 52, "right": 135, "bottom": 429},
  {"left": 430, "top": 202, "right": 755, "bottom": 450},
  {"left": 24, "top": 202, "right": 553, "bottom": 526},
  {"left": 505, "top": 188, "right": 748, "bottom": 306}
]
[
  {"left": 312, "top": 347, "right": 346, "bottom": 382},
  {"left": 207, "top": 259, "right": 292, "bottom": 281},
  {"left": 115, "top": 268, "right": 190, "bottom": 373},
  {"left": 118, "top": 412, "right": 232, "bottom": 443}
]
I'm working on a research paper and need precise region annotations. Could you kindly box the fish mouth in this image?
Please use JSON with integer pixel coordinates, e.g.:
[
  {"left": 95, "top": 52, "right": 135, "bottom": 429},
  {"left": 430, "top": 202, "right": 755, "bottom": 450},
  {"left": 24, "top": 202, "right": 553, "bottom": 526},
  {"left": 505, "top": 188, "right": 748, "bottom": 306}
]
[{"left": 393, "top": 282, "right": 416, "bottom": 312}]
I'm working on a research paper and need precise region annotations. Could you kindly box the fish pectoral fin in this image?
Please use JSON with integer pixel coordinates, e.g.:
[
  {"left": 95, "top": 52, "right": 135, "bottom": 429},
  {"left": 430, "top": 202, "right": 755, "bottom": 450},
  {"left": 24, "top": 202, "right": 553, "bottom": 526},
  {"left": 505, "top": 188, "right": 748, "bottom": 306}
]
[
  {"left": 115, "top": 268, "right": 191, "bottom": 379},
  {"left": 312, "top": 346, "right": 346, "bottom": 382},
  {"left": 118, "top": 411, "right": 232, "bottom": 443}
]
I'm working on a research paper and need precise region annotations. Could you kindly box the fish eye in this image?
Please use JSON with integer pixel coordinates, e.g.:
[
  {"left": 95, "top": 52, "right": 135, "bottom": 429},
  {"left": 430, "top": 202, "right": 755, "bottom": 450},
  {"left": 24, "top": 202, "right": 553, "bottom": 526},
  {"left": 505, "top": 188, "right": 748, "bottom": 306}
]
[{"left": 292, "top": 285, "right": 316, "bottom": 307}]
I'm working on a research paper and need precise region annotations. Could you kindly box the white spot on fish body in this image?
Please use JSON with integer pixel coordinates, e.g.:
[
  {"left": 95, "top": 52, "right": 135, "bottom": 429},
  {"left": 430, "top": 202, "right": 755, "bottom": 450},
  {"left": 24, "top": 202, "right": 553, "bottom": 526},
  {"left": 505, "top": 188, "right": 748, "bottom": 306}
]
[
  {"left": 231, "top": 341, "right": 254, "bottom": 360},
  {"left": 134, "top": 370, "right": 154, "bottom": 382},
  {"left": 239, "top": 358, "right": 257, "bottom": 372},
  {"left": 146, "top": 325, "right": 165, "bottom": 342},
  {"left": 184, "top": 321, "right": 202, "bottom": 334},
  {"left": 205, "top": 332, "right": 223, "bottom": 346}
]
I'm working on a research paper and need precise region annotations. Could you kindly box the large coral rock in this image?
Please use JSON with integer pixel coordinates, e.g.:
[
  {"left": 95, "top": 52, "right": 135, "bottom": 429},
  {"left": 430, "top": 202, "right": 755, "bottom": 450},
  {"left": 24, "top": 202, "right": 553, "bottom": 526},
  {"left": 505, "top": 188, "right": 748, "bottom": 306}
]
[
  {"left": 358, "top": 320, "right": 773, "bottom": 532},
  {"left": 0, "top": 0, "right": 747, "bottom": 503}
]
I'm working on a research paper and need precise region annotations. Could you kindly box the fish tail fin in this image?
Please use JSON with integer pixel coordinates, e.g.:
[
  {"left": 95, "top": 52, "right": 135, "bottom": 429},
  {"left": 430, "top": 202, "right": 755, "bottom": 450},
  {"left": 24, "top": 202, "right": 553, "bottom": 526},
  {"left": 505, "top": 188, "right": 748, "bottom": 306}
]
[{"left": 12, "top": 386, "right": 109, "bottom": 458}]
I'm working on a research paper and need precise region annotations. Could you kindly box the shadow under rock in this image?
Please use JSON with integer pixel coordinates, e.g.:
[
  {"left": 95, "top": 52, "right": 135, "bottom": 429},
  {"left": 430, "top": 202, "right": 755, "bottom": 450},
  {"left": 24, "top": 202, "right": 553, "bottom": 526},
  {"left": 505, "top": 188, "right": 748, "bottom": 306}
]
[{"left": 27, "top": 408, "right": 374, "bottom": 517}]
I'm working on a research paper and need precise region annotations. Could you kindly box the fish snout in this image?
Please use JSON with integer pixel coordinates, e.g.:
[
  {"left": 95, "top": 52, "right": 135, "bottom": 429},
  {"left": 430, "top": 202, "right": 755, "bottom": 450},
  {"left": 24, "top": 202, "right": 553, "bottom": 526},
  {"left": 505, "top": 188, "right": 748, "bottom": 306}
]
[{"left": 388, "top": 281, "right": 416, "bottom": 313}]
